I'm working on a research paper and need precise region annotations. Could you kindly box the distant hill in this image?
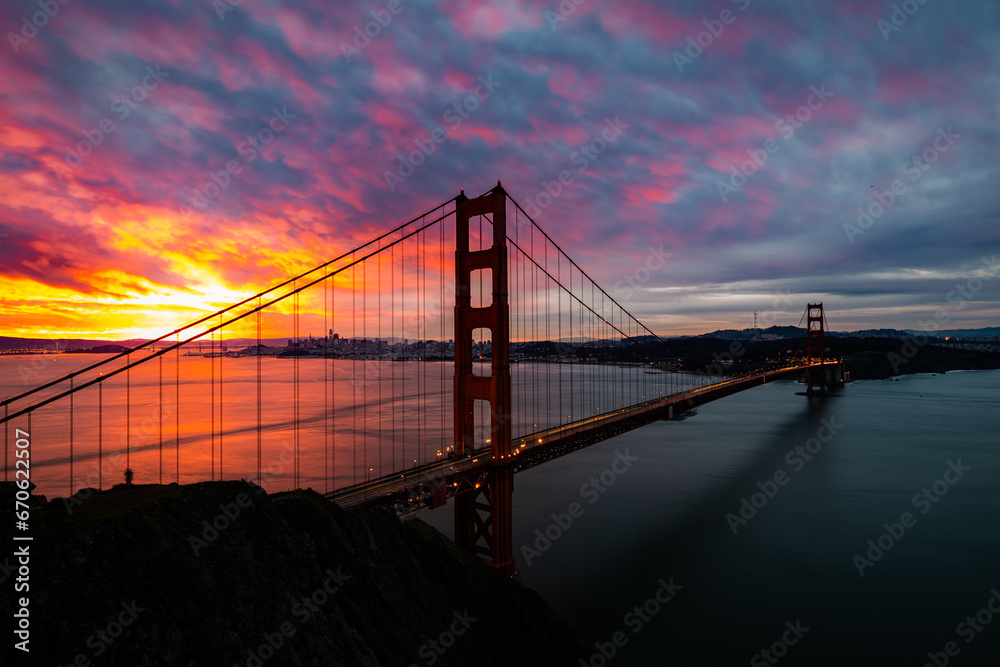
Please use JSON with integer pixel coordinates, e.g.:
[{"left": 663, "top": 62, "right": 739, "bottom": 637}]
[
  {"left": 903, "top": 327, "right": 1000, "bottom": 338},
  {"left": 836, "top": 328, "right": 912, "bottom": 339},
  {"left": 0, "top": 336, "right": 158, "bottom": 351},
  {"left": 64, "top": 344, "right": 130, "bottom": 354},
  {"left": 696, "top": 325, "right": 805, "bottom": 340},
  {"left": 2, "top": 326, "right": 997, "bottom": 351}
]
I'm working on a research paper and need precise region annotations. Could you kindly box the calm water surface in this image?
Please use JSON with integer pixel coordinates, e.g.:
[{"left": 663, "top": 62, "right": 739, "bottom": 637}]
[
  {"left": 418, "top": 370, "right": 1000, "bottom": 664},
  {"left": 5, "top": 353, "right": 998, "bottom": 663}
]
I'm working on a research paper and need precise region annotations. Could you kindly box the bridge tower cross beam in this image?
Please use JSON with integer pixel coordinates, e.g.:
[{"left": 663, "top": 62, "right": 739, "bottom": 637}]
[
  {"left": 453, "top": 183, "right": 515, "bottom": 577},
  {"left": 806, "top": 302, "right": 826, "bottom": 396}
]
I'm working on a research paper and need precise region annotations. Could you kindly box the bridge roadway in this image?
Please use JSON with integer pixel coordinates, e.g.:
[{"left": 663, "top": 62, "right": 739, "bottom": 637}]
[{"left": 327, "top": 361, "right": 840, "bottom": 511}]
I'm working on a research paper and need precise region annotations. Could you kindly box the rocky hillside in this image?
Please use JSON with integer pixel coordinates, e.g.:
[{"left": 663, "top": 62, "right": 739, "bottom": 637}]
[{"left": 2, "top": 481, "right": 587, "bottom": 666}]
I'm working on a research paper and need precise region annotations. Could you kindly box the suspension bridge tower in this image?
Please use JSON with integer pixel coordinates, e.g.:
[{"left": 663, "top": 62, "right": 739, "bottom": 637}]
[
  {"left": 805, "top": 302, "right": 826, "bottom": 396},
  {"left": 453, "top": 183, "right": 516, "bottom": 577}
]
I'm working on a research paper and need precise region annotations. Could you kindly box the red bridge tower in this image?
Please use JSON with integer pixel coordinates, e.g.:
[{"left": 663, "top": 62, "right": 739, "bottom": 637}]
[
  {"left": 806, "top": 302, "right": 826, "bottom": 396},
  {"left": 453, "top": 184, "right": 516, "bottom": 577}
]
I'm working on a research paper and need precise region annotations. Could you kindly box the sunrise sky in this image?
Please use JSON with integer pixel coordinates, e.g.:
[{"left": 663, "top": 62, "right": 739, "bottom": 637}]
[{"left": 1, "top": 0, "right": 998, "bottom": 340}]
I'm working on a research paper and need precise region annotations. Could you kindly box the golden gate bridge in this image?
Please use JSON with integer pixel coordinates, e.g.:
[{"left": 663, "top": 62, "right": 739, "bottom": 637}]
[{"left": 1, "top": 182, "right": 842, "bottom": 577}]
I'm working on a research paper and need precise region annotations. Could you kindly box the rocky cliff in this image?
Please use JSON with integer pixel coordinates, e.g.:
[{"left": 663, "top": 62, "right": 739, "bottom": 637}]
[{"left": 3, "top": 481, "right": 587, "bottom": 666}]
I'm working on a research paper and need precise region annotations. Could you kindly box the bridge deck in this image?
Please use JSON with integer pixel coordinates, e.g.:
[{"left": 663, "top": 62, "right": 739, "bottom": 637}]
[{"left": 328, "top": 362, "right": 840, "bottom": 510}]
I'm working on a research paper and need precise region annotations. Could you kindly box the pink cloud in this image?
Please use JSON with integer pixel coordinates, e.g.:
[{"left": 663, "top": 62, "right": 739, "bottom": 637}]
[{"left": 439, "top": 0, "right": 545, "bottom": 38}]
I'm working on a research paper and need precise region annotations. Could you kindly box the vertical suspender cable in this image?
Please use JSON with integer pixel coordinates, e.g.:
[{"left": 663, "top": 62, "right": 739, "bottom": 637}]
[
  {"left": 363, "top": 256, "right": 367, "bottom": 484},
  {"left": 69, "top": 376, "right": 73, "bottom": 495},
  {"left": 294, "top": 286, "right": 299, "bottom": 489},
  {"left": 126, "top": 353, "right": 131, "bottom": 479},
  {"left": 399, "top": 236, "right": 404, "bottom": 467},
  {"left": 440, "top": 217, "right": 445, "bottom": 455},
  {"left": 219, "top": 314, "right": 223, "bottom": 480},
  {"left": 390, "top": 243, "right": 394, "bottom": 469},
  {"left": 99, "top": 380, "right": 103, "bottom": 489},
  {"left": 210, "top": 331, "right": 214, "bottom": 481},
  {"left": 175, "top": 333, "right": 180, "bottom": 484},
  {"left": 352, "top": 261, "right": 356, "bottom": 484},
  {"left": 420, "top": 228, "right": 425, "bottom": 463},
  {"left": 257, "top": 297, "right": 262, "bottom": 487},
  {"left": 378, "top": 239, "right": 382, "bottom": 478},
  {"left": 328, "top": 268, "right": 333, "bottom": 493},
  {"left": 331, "top": 276, "right": 336, "bottom": 489},
  {"left": 159, "top": 350, "right": 163, "bottom": 484}
]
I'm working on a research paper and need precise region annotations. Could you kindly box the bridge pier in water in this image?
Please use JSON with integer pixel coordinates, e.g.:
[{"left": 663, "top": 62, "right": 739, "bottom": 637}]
[{"left": 453, "top": 183, "right": 516, "bottom": 577}]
